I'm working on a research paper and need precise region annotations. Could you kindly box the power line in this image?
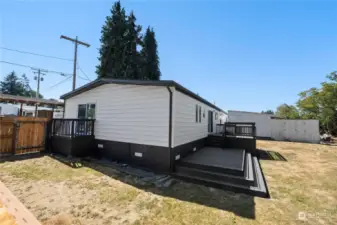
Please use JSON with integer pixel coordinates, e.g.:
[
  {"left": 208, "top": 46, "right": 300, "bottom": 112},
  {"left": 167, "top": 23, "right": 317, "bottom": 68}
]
[
  {"left": 77, "top": 75, "right": 91, "bottom": 81},
  {"left": 49, "top": 75, "right": 72, "bottom": 89},
  {"left": 77, "top": 64, "right": 91, "bottom": 81},
  {"left": 0, "top": 46, "right": 73, "bottom": 62},
  {"left": 0, "top": 60, "right": 72, "bottom": 76}
]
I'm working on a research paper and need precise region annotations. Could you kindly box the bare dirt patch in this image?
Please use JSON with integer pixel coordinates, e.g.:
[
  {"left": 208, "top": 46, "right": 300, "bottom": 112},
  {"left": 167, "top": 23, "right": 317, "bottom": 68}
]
[{"left": 0, "top": 140, "right": 336, "bottom": 225}]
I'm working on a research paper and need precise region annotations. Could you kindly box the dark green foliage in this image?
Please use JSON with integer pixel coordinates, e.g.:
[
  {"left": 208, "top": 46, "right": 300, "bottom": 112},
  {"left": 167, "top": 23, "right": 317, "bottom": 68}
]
[
  {"left": 124, "top": 11, "right": 142, "bottom": 79},
  {"left": 0, "top": 71, "right": 43, "bottom": 98},
  {"left": 140, "top": 27, "right": 161, "bottom": 80},
  {"left": 96, "top": 1, "right": 128, "bottom": 78},
  {"left": 96, "top": 1, "right": 161, "bottom": 80},
  {"left": 0, "top": 71, "right": 25, "bottom": 95},
  {"left": 261, "top": 110, "right": 274, "bottom": 115}
]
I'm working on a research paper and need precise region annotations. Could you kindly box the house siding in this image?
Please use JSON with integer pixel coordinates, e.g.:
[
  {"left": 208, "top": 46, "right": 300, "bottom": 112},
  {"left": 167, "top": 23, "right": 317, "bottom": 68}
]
[
  {"left": 64, "top": 83, "right": 170, "bottom": 147},
  {"left": 173, "top": 90, "right": 222, "bottom": 147}
]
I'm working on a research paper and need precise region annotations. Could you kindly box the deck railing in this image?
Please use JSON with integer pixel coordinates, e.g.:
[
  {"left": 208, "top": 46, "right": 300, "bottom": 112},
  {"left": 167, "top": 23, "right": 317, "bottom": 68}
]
[
  {"left": 216, "top": 122, "right": 256, "bottom": 138},
  {"left": 52, "top": 119, "right": 95, "bottom": 138},
  {"left": 225, "top": 122, "right": 256, "bottom": 137}
]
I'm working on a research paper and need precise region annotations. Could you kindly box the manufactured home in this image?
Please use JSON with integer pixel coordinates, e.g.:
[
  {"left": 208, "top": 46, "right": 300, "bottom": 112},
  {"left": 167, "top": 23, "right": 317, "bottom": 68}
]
[
  {"left": 59, "top": 79, "right": 227, "bottom": 171},
  {"left": 52, "top": 79, "right": 268, "bottom": 197}
]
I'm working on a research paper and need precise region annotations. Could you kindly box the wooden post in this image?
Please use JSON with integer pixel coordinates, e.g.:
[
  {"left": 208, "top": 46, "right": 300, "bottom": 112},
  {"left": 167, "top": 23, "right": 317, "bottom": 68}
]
[
  {"left": 11, "top": 121, "right": 18, "bottom": 155},
  {"left": 35, "top": 104, "right": 38, "bottom": 117},
  {"left": 19, "top": 103, "right": 23, "bottom": 116}
]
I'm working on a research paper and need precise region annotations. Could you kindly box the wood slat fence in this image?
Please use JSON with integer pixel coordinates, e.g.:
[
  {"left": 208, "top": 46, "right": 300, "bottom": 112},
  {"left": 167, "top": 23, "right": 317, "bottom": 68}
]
[{"left": 0, "top": 117, "right": 49, "bottom": 156}]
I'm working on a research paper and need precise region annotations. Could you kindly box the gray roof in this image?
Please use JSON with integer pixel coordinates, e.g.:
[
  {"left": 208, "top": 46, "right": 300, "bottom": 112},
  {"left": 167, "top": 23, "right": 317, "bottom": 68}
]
[
  {"left": 60, "top": 78, "right": 226, "bottom": 113},
  {"left": 0, "top": 93, "right": 63, "bottom": 106}
]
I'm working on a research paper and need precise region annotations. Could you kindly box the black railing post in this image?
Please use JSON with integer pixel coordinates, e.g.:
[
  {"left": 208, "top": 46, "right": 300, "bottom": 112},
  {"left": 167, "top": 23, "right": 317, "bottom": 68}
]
[
  {"left": 91, "top": 120, "right": 94, "bottom": 136},
  {"left": 223, "top": 123, "right": 226, "bottom": 136},
  {"left": 52, "top": 119, "right": 56, "bottom": 136},
  {"left": 71, "top": 120, "right": 75, "bottom": 138}
]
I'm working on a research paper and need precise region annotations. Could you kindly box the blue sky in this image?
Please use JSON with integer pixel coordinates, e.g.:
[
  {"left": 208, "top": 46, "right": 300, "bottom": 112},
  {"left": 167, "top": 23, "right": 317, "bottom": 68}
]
[{"left": 1, "top": 0, "right": 337, "bottom": 112}]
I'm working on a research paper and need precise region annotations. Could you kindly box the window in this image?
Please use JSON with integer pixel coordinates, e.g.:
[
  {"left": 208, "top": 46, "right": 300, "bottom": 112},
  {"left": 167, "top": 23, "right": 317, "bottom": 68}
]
[
  {"left": 78, "top": 103, "right": 96, "bottom": 119},
  {"left": 199, "top": 106, "right": 201, "bottom": 123},
  {"left": 86, "top": 104, "right": 96, "bottom": 119},
  {"left": 195, "top": 105, "right": 198, "bottom": 122},
  {"left": 215, "top": 112, "right": 218, "bottom": 120}
]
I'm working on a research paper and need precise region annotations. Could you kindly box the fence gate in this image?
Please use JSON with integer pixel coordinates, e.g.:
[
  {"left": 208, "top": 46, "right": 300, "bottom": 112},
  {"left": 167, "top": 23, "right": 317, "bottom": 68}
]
[{"left": 0, "top": 117, "right": 49, "bottom": 156}]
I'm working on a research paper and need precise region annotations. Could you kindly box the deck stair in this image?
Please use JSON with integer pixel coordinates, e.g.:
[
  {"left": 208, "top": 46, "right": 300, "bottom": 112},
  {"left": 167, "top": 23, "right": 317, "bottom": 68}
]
[{"left": 173, "top": 147, "right": 268, "bottom": 198}]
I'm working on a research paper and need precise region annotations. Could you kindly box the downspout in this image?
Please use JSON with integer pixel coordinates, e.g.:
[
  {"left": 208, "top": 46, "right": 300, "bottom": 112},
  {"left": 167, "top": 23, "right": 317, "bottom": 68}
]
[{"left": 166, "top": 87, "right": 173, "bottom": 172}]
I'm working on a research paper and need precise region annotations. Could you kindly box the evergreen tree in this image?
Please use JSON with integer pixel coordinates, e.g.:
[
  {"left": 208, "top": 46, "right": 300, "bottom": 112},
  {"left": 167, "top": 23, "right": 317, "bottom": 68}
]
[
  {"left": 96, "top": 1, "right": 128, "bottom": 78},
  {"left": 21, "top": 74, "right": 32, "bottom": 96},
  {"left": 0, "top": 72, "right": 43, "bottom": 98},
  {"left": 140, "top": 27, "right": 161, "bottom": 80},
  {"left": 124, "top": 11, "right": 142, "bottom": 79},
  {"left": 0, "top": 71, "right": 25, "bottom": 95}
]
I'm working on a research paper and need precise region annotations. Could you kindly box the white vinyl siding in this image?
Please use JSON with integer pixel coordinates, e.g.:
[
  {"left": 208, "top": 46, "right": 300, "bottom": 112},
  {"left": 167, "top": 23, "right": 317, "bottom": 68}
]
[
  {"left": 173, "top": 90, "right": 222, "bottom": 147},
  {"left": 64, "top": 84, "right": 169, "bottom": 147}
]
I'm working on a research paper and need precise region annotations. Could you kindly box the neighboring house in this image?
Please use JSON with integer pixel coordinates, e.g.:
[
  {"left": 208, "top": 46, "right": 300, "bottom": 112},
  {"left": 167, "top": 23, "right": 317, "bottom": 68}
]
[
  {"left": 60, "top": 78, "right": 227, "bottom": 172},
  {"left": 0, "top": 103, "right": 63, "bottom": 118},
  {"left": 228, "top": 110, "right": 320, "bottom": 143},
  {"left": 0, "top": 103, "right": 19, "bottom": 116}
]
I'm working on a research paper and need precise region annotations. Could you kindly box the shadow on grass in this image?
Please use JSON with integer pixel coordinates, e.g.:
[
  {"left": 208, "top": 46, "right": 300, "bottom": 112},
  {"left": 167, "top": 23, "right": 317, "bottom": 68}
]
[
  {"left": 0, "top": 152, "right": 45, "bottom": 163},
  {"left": 257, "top": 149, "right": 287, "bottom": 161},
  {"left": 83, "top": 160, "right": 256, "bottom": 220}
]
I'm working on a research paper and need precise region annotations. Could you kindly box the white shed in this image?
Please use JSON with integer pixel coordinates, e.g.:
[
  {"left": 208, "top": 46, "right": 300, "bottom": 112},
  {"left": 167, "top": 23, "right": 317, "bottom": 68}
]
[{"left": 61, "top": 78, "right": 226, "bottom": 171}]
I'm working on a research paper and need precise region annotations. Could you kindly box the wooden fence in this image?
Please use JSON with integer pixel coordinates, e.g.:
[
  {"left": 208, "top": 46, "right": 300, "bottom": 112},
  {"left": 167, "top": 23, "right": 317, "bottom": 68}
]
[{"left": 0, "top": 117, "right": 49, "bottom": 156}]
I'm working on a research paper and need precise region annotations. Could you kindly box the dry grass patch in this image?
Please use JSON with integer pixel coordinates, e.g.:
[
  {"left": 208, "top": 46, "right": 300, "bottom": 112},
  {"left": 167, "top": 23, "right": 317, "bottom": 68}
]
[{"left": 0, "top": 141, "right": 336, "bottom": 225}]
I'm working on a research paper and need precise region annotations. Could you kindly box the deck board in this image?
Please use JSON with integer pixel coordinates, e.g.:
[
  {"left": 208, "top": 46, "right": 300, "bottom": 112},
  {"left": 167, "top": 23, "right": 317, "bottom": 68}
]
[{"left": 181, "top": 147, "right": 245, "bottom": 171}]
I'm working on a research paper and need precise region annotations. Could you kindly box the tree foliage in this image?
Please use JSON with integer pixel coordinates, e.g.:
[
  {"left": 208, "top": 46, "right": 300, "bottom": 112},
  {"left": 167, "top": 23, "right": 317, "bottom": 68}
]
[
  {"left": 0, "top": 71, "right": 43, "bottom": 98},
  {"left": 96, "top": 1, "right": 161, "bottom": 80},
  {"left": 296, "top": 71, "right": 337, "bottom": 134},
  {"left": 274, "top": 71, "right": 337, "bottom": 134},
  {"left": 261, "top": 109, "right": 274, "bottom": 115},
  {"left": 96, "top": 1, "right": 128, "bottom": 78},
  {"left": 140, "top": 27, "right": 161, "bottom": 80},
  {"left": 275, "top": 104, "right": 300, "bottom": 119}
]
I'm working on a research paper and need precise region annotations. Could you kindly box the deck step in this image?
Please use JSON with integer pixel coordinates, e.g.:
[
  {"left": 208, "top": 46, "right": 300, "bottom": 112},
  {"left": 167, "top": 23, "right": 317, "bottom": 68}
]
[
  {"left": 176, "top": 152, "right": 253, "bottom": 185},
  {"left": 173, "top": 155, "right": 268, "bottom": 198}
]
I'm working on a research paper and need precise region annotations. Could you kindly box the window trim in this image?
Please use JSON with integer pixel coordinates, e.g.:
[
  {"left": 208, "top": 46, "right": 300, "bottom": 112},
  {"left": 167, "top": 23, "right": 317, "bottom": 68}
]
[{"left": 77, "top": 103, "right": 96, "bottom": 119}]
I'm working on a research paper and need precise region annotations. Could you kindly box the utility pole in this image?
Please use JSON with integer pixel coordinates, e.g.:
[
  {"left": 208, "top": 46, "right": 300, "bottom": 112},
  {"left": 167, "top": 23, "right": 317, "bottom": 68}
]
[
  {"left": 32, "top": 68, "right": 47, "bottom": 98},
  {"left": 60, "top": 35, "right": 90, "bottom": 90}
]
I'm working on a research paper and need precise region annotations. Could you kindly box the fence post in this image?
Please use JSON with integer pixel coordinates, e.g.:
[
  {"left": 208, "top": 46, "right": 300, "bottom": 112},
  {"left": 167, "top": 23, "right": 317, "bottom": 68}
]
[{"left": 11, "top": 121, "right": 18, "bottom": 155}]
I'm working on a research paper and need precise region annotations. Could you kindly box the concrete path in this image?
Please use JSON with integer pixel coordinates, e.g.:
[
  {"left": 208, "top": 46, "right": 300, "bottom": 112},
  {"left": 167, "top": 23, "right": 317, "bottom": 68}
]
[{"left": 0, "top": 181, "right": 41, "bottom": 225}]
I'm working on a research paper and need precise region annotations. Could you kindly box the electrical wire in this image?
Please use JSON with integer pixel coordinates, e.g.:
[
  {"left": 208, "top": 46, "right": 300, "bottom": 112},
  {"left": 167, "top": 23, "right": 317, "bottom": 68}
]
[
  {"left": 77, "top": 64, "right": 92, "bottom": 81},
  {"left": 0, "top": 60, "right": 72, "bottom": 76},
  {"left": 49, "top": 76, "right": 72, "bottom": 89},
  {"left": 0, "top": 46, "right": 73, "bottom": 62}
]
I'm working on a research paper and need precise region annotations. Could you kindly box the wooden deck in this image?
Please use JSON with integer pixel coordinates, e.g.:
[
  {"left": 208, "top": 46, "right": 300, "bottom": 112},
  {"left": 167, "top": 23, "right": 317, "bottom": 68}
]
[{"left": 180, "top": 147, "right": 245, "bottom": 172}]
